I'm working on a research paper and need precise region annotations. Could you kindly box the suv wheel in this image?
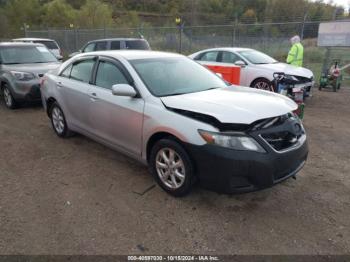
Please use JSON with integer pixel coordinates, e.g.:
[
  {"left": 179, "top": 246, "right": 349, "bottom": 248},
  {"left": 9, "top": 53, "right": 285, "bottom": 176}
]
[
  {"left": 2, "top": 84, "right": 17, "bottom": 109},
  {"left": 50, "top": 102, "right": 73, "bottom": 138},
  {"left": 150, "top": 139, "right": 195, "bottom": 197}
]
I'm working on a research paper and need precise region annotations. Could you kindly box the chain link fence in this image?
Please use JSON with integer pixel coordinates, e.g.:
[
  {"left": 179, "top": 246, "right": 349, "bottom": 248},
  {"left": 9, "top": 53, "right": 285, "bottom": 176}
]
[
  {"left": 26, "top": 21, "right": 322, "bottom": 56},
  {"left": 26, "top": 20, "right": 350, "bottom": 84}
]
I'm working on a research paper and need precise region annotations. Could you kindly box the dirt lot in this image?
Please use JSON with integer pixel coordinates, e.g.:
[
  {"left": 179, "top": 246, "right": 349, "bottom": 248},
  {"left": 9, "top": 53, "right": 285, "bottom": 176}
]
[{"left": 0, "top": 87, "right": 349, "bottom": 255}]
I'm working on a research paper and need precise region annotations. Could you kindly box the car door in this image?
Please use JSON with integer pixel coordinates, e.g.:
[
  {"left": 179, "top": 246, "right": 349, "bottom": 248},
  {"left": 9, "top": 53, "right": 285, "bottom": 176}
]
[
  {"left": 87, "top": 57, "right": 145, "bottom": 156},
  {"left": 57, "top": 57, "right": 96, "bottom": 132},
  {"left": 218, "top": 51, "right": 247, "bottom": 85}
]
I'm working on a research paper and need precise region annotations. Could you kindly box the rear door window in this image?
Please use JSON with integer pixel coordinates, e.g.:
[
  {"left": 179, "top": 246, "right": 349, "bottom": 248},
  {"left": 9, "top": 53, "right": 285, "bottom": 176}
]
[
  {"left": 70, "top": 59, "right": 95, "bottom": 83},
  {"left": 110, "top": 41, "right": 121, "bottom": 50},
  {"left": 196, "top": 51, "right": 219, "bottom": 62},
  {"left": 60, "top": 64, "right": 72, "bottom": 78}
]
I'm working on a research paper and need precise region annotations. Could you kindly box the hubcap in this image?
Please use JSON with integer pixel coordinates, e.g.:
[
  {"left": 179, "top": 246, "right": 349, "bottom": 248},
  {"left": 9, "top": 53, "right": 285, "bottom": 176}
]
[
  {"left": 3, "top": 88, "right": 12, "bottom": 107},
  {"left": 255, "top": 81, "right": 274, "bottom": 92},
  {"left": 52, "top": 107, "right": 65, "bottom": 134},
  {"left": 155, "top": 148, "right": 185, "bottom": 189}
]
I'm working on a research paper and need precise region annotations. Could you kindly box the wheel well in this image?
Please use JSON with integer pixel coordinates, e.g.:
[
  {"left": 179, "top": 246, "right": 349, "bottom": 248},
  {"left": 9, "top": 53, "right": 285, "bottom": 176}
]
[
  {"left": 46, "top": 97, "right": 57, "bottom": 116},
  {"left": 0, "top": 81, "right": 7, "bottom": 91},
  {"left": 250, "top": 77, "right": 271, "bottom": 87},
  {"left": 146, "top": 132, "right": 180, "bottom": 163}
]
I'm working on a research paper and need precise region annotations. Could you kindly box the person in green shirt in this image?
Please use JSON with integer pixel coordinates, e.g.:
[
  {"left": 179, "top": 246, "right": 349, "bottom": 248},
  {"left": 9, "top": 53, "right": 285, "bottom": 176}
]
[{"left": 286, "top": 35, "right": 304, "bottom": 67}]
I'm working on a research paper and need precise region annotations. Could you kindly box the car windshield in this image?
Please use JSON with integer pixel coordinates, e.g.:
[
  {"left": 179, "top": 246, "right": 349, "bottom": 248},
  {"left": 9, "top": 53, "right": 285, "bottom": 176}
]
[
  {"left": 130, "top": 57, "right": 227, "bottom": 97},
  {"left": 237, "top": 50, "right": 277, "bottom": 64},
  {"left": 0, "top": 46, "right": 58, "bottom": 64}
]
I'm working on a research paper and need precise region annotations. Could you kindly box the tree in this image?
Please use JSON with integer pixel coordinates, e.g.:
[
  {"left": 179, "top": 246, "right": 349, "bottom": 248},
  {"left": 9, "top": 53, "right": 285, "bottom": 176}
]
[
  {"left": 76, "top": 0, "right": 114, "bottom": 28},
  {"left": 3, "top": 0, "right": 43, "bottom": 36},
  {"left": 42, "top": 0, "right": 76, "bottom": 28}
]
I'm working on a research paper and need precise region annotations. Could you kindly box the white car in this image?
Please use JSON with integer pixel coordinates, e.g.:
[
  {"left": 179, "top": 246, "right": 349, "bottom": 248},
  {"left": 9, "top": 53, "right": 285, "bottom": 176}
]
[
  {"left": 13, "top": 38, "right": 63, "bottom": 60},
  {"left": 189, "top": 47, "right": 314, "bottom": 93}
]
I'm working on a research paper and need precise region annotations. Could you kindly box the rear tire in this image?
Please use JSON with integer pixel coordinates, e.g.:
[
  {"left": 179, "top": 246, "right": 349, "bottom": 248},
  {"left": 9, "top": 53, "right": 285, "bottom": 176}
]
[
  {"left": 2, "top": 84, "right": 17, "bottom": 109},
  {"left": 149, "top": 138, "right": 195, "bottom": 197},
  {"left": 49, "top": 102, "right": 73, "bottom": 138}
]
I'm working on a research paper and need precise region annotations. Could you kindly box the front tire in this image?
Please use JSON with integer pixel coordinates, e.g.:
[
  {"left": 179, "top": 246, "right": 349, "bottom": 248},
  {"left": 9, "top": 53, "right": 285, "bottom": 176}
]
[
  {"left": 149, "top": 138, "right": 195, "bottom": 197},
  {"left": 2, "top": 84, "right": 17, "bottom": 109},
  {"left": 251, "top": 78, "right": 274, "bottom": 92},
  {"left": 49, "top": 102, "right": 73, "bottom": 138}
]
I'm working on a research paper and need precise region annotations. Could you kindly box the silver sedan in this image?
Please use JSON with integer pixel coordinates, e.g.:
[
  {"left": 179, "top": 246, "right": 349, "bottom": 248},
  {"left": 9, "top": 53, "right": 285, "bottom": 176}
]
[{"left": 41, "top": 50, "right": 308, "bottom": 196}]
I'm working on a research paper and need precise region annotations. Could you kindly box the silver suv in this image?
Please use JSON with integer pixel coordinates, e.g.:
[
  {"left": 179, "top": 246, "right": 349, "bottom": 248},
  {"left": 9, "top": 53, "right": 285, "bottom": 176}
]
[
  {"left": 69, "top": 38, "right": 151, "bottom": 58},
  {"left": 41, "top": 50, "right": 308, "bottom": 196},
  {"left": 0, "top": 42, "right": 61, "bottom": 109}
]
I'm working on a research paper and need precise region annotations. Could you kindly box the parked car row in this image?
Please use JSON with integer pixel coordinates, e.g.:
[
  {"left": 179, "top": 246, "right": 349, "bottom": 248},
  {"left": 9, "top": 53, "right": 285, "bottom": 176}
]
[{"left": 0, "top": 38, "right": 309, "bottom": 196}]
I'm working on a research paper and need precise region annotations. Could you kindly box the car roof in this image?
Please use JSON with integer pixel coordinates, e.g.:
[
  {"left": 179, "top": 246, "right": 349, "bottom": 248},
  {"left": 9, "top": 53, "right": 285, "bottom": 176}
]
[
  {"left": 77, "top": 50, "right": 181, "bottom": 60},
  {"left": 13, "top": 38, "right": 56, "bottom": 42},
  {"left": 196, "top": 47, "right": 254, "bottom": 52},
  {"left": 87, "top": 38, "right": 147, "bottom": 43},
  {"left": 0, "top": 42, "right": 45, "bottom": 47}
]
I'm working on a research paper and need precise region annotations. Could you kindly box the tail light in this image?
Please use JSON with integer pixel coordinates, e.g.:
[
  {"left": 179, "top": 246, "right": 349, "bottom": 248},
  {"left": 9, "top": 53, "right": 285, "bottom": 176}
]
[{"left": 59, "top": 49, "right": 63, "bottom": 57}]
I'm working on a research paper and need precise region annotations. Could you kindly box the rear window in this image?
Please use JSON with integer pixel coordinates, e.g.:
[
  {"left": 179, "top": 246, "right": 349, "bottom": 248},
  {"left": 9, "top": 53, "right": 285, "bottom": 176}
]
[
  {"left": 125, "top": 40, "right": 150, "bottom": 50},
  {"left": 34, "top": 41, "right": 59, "bottom": 50}
]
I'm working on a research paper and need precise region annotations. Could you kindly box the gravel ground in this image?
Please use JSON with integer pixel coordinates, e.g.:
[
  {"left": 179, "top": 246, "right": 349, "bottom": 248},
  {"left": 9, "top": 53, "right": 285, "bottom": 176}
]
[{"left": 0, "top": 88, "right": 349, "bottom": 255}]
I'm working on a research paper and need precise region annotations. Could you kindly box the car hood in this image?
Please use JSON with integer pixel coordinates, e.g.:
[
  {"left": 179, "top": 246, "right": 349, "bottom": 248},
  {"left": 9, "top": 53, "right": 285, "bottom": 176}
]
[
  {"left": 3, "top": 62, "right": 61, "bottom": 75},
  {"left": 161, "top": 86, "right": 297, "bottom": 125},
  {"left": 255, "top": 63, "right": 313, "bottom": 79}
]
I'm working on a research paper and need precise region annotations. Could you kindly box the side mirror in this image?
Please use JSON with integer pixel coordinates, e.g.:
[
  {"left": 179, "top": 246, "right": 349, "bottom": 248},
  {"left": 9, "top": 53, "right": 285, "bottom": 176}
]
[
  {"left": 112, "top": 84, "right": 137, "bottom": 97},
  {"left": 234, "top": 60, "right": 246, "bottom": 67}
]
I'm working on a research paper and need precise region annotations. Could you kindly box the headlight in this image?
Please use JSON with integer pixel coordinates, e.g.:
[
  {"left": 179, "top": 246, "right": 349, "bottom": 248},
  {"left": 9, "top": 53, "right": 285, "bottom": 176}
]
[
  {"left": 198, "top": 130, "right": 266, "bottom": 153},
  {"left": 10, "top": 71, "right": 36, "bottom": 81}
]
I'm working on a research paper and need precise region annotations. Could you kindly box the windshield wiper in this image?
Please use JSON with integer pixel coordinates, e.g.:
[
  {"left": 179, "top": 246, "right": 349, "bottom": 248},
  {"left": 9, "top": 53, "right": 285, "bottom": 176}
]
[
  {"left": 201, "top": 87, "right": 221, "bottom": 92},
  {"left": 164, "top": 92, "right": 187, "bottom": 97}
]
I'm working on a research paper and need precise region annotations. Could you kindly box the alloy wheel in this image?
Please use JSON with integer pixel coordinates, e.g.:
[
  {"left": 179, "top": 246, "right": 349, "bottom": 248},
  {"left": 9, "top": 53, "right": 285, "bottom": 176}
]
[
  {"left": 52, "top": 106, "right": 65, "bottom": 134},
  {"left": 155, "top": 148, "right": 186, "bottom": 189},
  {"left": 3, "top": 88, "right": 13, "bottom": 108},
  {"left": 254, "top": 81, "right": 274, "bottom": 92}
]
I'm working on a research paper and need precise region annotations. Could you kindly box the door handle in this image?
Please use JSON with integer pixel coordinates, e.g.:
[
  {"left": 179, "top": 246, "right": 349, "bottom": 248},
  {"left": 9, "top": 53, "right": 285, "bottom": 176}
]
[{"left": 57, "top": 82, "right": 63, "bottom": 88}]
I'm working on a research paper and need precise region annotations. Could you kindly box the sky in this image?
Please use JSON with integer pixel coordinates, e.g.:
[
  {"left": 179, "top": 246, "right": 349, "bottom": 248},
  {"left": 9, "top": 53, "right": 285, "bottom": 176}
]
[{"left": 325, "top": 0, "right": 350, "bottom": 9}]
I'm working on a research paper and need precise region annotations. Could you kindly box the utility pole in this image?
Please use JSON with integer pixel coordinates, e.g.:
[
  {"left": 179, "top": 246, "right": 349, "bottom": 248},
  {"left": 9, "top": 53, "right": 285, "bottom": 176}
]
[
  {"left": 23, "top": 23, "right": 28, "bottom": 37},
  {"left": 300, "top": 10, "right": 308, "bottom": 40}
]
